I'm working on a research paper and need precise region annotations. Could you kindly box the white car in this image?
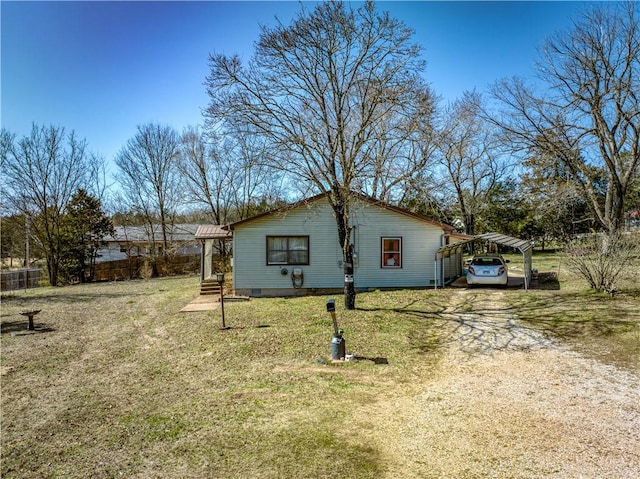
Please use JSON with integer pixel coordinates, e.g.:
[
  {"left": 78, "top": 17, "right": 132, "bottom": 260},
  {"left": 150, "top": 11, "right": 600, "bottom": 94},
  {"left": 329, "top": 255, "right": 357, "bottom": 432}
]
[{"left": 466, "top": 254, "right": 509, "bottom": 286}]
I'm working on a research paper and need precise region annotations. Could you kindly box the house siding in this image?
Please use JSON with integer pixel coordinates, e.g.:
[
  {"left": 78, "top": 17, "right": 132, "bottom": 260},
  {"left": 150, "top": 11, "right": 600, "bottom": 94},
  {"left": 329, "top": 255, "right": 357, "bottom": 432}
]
[
  {"left": 232, "top": 201, "right": 341, "bottom": 294},
  {"left": 232, "top": 197, "right": 446, "bottom": 296},
  {"left": 351, "top": 205, "right": 443, "bottom": 288}
]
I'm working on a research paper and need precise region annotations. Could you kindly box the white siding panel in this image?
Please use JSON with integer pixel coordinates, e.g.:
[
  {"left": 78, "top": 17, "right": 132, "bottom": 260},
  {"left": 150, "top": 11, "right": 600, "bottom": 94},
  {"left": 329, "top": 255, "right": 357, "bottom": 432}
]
[
  {"left": 232, "top": 197, "right": 446, "bottom": 293},
  {"left": 350, "top": 203, "right": 443, "bottom": 288},
  {"left": 233, "top": 201, "right": 344, "bottom": 290}
]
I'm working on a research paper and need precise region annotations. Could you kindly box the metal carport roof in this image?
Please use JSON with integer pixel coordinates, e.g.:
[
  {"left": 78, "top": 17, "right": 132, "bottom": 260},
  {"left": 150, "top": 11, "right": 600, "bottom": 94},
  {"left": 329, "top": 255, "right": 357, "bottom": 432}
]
[
  {"left": 437, "top": 232, "right": 531, "bottom": 258},
  {"left": 435, "top": 232, "right": 533, "bottom": 289},
  {"left": 474, "top": 232, "right": 532, "bottom": 253}
]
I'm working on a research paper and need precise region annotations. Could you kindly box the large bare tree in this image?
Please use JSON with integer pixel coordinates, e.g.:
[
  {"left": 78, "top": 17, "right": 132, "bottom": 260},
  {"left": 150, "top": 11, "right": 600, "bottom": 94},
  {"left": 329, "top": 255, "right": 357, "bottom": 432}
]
[
  {"left": 115, "top": 123, "right": 182, "bottom": 266},
  {"left": 1, "top": 124, "right": 103, "bottom": 285},
  {"left": 491, "top": 2, "right": 639, "bottom": 234},
  {"left": 205, "top": 0, "right": 435, "bottom": 308},
  {"left": 438, "top": 91, "right": 505, "bottom": 235}
]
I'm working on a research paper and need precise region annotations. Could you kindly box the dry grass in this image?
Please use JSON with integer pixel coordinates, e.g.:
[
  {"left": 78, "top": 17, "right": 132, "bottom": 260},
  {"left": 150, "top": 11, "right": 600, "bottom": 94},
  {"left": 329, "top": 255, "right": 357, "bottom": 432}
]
[
  {"left": 1, "top": 278, "right": 444, "bottom": 478},
  {"left": 1, "top": 259, "right": 638, "bottom": 478}
]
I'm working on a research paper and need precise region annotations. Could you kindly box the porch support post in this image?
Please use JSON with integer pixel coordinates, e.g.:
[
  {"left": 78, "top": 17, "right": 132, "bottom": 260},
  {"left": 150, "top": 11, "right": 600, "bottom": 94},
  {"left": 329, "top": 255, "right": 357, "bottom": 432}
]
[{"left": 200, "top": 240, "right": 205, "bottom": 283}]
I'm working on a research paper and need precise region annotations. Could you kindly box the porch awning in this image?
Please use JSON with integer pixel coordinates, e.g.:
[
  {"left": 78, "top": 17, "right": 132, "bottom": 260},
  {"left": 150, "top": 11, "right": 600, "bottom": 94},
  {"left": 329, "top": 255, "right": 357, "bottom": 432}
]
[{"left": 194, "top": 225, "right": 232, "bottom": 240}]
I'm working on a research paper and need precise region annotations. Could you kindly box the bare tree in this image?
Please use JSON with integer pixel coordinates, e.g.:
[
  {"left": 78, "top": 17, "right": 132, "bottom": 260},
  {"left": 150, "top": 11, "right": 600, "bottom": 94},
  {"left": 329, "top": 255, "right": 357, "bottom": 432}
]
[
  {"left": 438, "top": 91, "right": 505, "bottom": 235},
  {"left": 177, "top": 126, "right": 284, "bottom": 226},
  {"left": 1, "top": 124, "right": 103, "bottom": 285},
  {"left": 115, "top": 123, "right": 182, "bottom": 269},
  {"left": 177, "top": 126, "right": 233, "bottom": 226},
  {"left": 228, "top": 129, "right": 288, "bottom": 220},
  {"left": 490, "top": 2, "right": 640, "bottom": 234},
  {"left": 205, "top": 1, "right": 436, "bottom": 308}
]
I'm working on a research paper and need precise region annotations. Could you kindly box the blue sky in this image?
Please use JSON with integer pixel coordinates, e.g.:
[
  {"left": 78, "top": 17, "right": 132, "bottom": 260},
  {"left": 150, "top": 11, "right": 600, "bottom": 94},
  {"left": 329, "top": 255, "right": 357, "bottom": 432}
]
[{"left": 2, "top": 1, "right": 592, "bottom": 171}]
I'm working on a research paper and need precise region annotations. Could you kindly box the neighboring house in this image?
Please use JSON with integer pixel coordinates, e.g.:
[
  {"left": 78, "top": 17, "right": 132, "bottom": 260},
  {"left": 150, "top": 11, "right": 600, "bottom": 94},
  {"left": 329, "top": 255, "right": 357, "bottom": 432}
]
[
  {"left": 97, "top": 224, "right": 201, "bottom": 262},
  {"left": 227, "top": 192, "right": 456, "bottom": 297}
]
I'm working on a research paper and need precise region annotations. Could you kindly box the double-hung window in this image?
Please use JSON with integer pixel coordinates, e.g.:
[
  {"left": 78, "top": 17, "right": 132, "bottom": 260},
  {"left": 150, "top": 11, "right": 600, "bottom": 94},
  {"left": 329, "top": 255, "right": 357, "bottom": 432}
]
[
  {"left": 267, "top": 236, "right": 309, "bottom": 265},
  {"left": 381, "top": 237, "right": 402, "bottom": 268}
]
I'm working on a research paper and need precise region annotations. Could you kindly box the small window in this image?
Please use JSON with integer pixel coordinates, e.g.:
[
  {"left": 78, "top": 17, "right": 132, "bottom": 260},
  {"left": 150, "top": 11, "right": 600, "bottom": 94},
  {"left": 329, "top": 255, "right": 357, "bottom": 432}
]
[
  {"left": 381, "top": 237, "right": 402, "bottom": 268},
  {"left": 267, "top": 236, "right": 309, "bottom": 265}
]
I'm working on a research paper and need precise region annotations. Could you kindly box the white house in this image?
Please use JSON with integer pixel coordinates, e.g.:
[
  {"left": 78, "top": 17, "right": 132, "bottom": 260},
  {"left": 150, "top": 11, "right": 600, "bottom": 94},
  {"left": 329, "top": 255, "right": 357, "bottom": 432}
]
[{"left": 227, "top": 192, "right": 455, "bottom": 297}]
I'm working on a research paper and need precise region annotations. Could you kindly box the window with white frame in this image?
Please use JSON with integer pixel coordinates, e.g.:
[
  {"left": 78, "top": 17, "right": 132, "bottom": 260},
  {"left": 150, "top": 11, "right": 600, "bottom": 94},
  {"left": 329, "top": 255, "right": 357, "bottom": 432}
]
[
  {"left": 381, "top": 237, "right": 402, "bottom": 268},
  {"left": 267, "top": 236, "right": 309, "bottom": 265}
]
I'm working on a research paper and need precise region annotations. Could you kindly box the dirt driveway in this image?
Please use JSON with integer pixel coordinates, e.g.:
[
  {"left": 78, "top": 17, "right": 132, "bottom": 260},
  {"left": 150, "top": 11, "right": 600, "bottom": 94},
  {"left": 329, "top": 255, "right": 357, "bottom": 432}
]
[{"left": 353, "top": 289, "right": 640, "bottom": 478}]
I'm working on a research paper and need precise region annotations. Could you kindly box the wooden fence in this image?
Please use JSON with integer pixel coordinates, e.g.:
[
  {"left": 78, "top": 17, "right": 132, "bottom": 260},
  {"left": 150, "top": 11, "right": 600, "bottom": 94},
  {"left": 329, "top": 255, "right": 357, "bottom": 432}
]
[{"left": 93, "top": 255, "right": 201, "bottom": 282}]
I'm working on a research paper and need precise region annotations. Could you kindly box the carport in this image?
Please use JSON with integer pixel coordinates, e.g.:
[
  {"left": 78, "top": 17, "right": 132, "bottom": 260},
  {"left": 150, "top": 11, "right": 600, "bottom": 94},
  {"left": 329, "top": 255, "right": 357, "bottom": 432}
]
[{"left": 435, "top": 232, "right": 533, "bottom": 289}]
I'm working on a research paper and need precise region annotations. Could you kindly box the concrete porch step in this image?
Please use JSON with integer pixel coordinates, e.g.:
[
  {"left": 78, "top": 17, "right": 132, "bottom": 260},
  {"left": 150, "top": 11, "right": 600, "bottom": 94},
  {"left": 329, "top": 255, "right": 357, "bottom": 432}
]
[{"left": 200, "top": 281, "right": 222, "bottom": 296}]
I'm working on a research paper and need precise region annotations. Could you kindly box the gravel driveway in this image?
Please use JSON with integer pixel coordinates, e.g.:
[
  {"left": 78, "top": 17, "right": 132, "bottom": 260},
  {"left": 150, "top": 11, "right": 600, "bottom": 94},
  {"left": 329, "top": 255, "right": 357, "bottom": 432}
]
[{"left": 354, "top": 290, "right": 640, "bottom": 478}]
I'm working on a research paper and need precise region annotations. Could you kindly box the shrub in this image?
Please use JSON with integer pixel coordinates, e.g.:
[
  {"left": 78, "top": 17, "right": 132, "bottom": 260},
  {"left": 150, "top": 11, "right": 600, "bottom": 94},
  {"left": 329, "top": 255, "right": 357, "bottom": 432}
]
[{"left": 564, "top": 232, "right": 639, "bottom": 294}]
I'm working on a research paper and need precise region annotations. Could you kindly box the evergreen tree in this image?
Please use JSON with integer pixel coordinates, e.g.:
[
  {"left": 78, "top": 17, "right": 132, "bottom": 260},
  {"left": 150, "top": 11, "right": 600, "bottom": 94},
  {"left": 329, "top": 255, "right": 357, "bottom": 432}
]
[{"left": 60, "top": 189, "right": 114, "bottom": 283}]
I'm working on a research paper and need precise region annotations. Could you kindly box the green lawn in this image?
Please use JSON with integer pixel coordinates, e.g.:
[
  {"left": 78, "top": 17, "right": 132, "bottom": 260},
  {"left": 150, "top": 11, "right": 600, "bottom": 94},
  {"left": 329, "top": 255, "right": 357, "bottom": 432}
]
[{"left": 1, "top": 257, "right": 638, "bottom": 478}]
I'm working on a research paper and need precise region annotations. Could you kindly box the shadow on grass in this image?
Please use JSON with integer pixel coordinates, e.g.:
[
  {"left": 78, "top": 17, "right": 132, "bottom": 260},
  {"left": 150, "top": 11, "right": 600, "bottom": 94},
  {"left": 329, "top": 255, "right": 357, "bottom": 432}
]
[
  {"left": 357, "top": 290, "right": 639, "bottom": 356},
  {"left": 533, "top": 272, "right": 561, "bottom": 290},
  {"left": 354, "top": 356, "right": 389, "bottom": 364},
  {"left": 1, "top": 291, "right": 142, "bottom": 305},
  {"left": 1, "top": 319, "right": 56, "bottom": 335},
  {"left": 213, "top": 324, "right": 272, "bottom": 332}
]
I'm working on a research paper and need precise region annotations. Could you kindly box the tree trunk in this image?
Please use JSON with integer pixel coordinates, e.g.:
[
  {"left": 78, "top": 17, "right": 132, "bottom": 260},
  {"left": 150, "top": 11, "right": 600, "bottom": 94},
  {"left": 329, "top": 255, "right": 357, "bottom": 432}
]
[
  {"left": 331, "top": 193, "right": 356, "bottom": 310},
  {"left": 465, "top": 213, "right": 475, "bottom": 236},
  {"left": 606, "top": 179, "right": 625, "bottom": 235},
  {"left": 47, "top": 255, "right": 58, "bottom": 287},
  {"left": 343, "top": 244, "right": 356, "bottom": 310}
]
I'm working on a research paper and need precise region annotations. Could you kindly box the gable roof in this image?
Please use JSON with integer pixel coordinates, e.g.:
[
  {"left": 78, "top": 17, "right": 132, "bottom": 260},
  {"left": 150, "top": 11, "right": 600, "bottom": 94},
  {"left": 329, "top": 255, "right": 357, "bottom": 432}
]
[{"left": 227, "top": 191, "right": 455, "bottom": 232}]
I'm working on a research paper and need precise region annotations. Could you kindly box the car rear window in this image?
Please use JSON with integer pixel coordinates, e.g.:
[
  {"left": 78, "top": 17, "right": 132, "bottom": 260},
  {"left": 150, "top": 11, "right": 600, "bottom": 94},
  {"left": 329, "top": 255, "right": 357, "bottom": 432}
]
[{"left": 472, "top": 258, "right": 503, "bottom": 266}]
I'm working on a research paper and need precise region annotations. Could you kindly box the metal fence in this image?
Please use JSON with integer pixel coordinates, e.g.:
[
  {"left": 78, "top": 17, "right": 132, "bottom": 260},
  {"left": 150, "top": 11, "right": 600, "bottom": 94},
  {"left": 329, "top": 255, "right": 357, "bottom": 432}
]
[{"left": 0, "top": 269, "right": 43, "bottom": 292}]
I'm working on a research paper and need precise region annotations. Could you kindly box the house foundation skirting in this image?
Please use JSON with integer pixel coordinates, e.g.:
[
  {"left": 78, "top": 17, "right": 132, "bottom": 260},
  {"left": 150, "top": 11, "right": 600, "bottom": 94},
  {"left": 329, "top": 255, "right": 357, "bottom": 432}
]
[{"left": 234, "top": 285, "right": 436, "bottom": 298}]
